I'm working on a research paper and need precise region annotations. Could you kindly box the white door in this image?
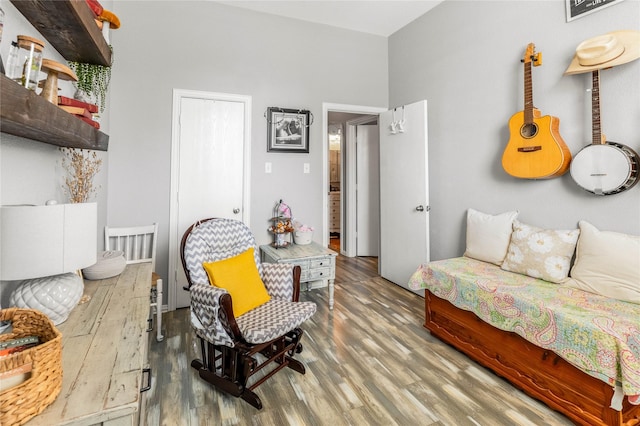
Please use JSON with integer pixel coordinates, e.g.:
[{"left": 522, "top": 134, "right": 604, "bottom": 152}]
[
  {"left": 168, "top": 90, "right": 251, "bottom": 310},
  {"left": 356, "top": 124, "right": 380, "bottom": 256},
  {"left": 379, "top": 100, "right": 429, "bottom": 292}
]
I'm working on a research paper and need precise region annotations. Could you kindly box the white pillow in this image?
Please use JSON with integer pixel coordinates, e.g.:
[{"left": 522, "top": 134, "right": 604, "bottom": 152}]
[
  {"left": 564, "top": 221, "right": 640, "bottom": 304},
  {"left": 501, "top": 220, "right": 580, "bottom": 283},
  {"left": 463, "top": 208, "right": 518, "bottom": 265}
]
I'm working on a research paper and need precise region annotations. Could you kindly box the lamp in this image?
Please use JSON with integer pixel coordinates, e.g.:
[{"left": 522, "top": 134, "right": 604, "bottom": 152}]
[{"left": 1, "top": 203, "right": 97, "bottom": 325}]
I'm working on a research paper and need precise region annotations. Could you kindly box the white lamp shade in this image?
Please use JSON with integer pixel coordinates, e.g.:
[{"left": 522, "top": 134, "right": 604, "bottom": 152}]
[{"left": 1, "top": 203, "right": 97, "bottom": 281}]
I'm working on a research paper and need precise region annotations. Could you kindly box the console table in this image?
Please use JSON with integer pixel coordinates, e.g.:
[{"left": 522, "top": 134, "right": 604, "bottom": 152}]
[
  {"left": 260, "top": 242, "right": 338, "bottom": 309},
  {"left": 29, "top": 263, "right": 152, "bottom": 425}
]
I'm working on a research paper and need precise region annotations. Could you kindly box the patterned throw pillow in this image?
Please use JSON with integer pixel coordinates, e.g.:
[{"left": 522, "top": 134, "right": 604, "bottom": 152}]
[{"left": 501, "top": 220, "right": 580, "bottom": 283}]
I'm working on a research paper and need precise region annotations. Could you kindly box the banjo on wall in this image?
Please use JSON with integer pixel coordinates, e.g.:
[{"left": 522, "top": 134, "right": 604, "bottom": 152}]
[{"left": 569, "top": 70, "right": 639, "bottom": 195}]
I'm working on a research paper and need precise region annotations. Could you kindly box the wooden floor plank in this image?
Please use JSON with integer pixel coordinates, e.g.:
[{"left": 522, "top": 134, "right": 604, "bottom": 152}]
[{"left": 144, "top": 256, "right": 572, "bottom": 425}]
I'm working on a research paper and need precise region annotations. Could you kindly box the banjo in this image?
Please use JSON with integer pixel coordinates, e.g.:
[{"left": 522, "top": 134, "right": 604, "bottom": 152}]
[{"left": 570, "top": 70, "right": 639, "bottom": 195}]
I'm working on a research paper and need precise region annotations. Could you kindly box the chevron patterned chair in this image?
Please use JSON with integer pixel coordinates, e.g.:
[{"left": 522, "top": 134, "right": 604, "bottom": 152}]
[{"left": 180, "top": 217, "right": 317, "bottom": 409}]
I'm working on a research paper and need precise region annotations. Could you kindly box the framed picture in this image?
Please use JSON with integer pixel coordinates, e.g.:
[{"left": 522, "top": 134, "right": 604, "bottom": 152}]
[
  {"left": 566, "top": 0, "right": 624, "bottom": 22},
  {"left": 266, "top": 107, "right": 310, "bottom": 153}
]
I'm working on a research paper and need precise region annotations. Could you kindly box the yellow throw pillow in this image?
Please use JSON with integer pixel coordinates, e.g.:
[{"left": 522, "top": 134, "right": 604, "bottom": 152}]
[{"left": 202, "top": 247, "right": 271, "bottom": 317}]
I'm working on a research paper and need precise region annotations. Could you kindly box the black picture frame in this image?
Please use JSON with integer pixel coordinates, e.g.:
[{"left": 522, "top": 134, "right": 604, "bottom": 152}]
[
  {"left": 566, "top": 0, "right": 624, "bottom": 22},
  {"left": 266, "top": 107, "right": 310, "bottom": 153}
]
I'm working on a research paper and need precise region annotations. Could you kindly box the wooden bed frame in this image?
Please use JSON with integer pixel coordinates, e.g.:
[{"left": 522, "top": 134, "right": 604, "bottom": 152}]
[{"left": 424, "top": 290, "right": 640, "bottom": 426}]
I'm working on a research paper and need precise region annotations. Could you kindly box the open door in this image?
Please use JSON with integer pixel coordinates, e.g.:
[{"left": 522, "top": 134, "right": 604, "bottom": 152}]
[{"left": 379, "top": 100, "right": 429, "bottom": 293}]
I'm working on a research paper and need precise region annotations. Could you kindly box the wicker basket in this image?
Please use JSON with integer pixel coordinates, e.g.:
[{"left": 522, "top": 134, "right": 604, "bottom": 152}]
[{"left": 0, "top": 308, "right": 62, "bottom": 426}]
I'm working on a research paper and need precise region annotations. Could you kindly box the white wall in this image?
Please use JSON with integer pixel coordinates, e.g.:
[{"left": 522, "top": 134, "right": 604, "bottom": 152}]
[
  {"left": 107, "top": 2, "right": 388, "bottom": 291},
  {"left": 389, "top": 0, "right": 640, "bottom": 261}
]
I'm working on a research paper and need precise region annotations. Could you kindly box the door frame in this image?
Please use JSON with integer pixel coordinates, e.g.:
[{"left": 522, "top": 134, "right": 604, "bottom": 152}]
[
  {"left": 168, "top": 89, "right": 252, "bottom": 311},
  {"left": 346, "top": 115, "right": 378, "bottom": 258},
  {"left": 322, "top": 103, "right": 386, "bottom": 255}
]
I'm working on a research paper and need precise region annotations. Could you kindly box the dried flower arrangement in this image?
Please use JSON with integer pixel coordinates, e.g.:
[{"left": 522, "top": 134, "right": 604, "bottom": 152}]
[{"left": 60, "top": 147, "right": 102, "bottom": 203}]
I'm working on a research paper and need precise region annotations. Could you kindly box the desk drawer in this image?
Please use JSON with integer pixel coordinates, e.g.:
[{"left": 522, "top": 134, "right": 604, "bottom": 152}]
[
  {"left": 307, "top": 267, "right": 333, "bottom": 281},
  {"left": 310, "top": 258, "right": 334, "bottom": 269},
  {"left": 284, "top": 259, "right": 310, "bottom": 272}
]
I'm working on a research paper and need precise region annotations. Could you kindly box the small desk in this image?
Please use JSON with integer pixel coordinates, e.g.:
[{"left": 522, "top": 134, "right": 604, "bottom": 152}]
[
  {"left": 260, "top": 242, "right": 338, "bottom": 309},
  {"left": 29, "top": 263, "right": 151, "bottom": 426}
]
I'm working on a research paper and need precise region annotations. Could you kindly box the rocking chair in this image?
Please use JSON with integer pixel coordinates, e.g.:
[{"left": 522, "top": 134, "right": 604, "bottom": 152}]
[{"left": 180, "top": 218, "right": 317, "bottom": 409}]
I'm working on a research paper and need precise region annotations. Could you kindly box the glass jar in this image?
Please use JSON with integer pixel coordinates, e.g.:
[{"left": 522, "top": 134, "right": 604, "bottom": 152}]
[
  {"left": 11, "top": 35, "right": 45, "bottom": 90},
  {"left": 5, "top": 41, "right": 19, "bottom": 79}
]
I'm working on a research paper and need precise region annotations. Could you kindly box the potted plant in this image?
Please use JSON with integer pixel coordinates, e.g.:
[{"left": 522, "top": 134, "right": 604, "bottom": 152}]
[{"left": 68, "top": 51, "right": 112, "bottom": 113}]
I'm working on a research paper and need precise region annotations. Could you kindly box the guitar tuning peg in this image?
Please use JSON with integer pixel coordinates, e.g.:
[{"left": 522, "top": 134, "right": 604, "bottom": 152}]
[{"left": 533, "top": 52, "right": 542, "bottom": 66}]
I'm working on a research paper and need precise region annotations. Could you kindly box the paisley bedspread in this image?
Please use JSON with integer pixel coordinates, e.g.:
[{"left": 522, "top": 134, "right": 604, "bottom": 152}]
[{"left": 408, "top": 256, "right": 640, "bottom": 403}]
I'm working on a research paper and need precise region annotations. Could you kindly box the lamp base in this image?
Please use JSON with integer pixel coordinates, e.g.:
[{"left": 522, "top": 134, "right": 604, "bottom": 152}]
[{"left": 9, "top": 272, "right": 84, "bottom": 325}]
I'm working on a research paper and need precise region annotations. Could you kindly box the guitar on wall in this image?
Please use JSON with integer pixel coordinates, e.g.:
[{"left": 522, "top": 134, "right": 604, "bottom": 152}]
[
  {"left": 570, "top": 70, "right": 639, "bottom": 195},
  {"left": 502, "top": 43, "right": 572, "bottom": 179}
]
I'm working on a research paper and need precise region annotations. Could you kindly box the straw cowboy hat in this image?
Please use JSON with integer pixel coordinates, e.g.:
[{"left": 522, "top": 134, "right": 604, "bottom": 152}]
[{"left": 565, "top": 30, "right": 640, "bottom": 75}]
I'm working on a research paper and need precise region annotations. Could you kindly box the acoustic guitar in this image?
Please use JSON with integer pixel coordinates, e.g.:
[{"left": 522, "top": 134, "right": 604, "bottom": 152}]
[
  {"left": 502, "top": 43, "right": 571, "bottom": 179},
  {"left": 570, "top": 70, "right": 639, "bottom": 195}
]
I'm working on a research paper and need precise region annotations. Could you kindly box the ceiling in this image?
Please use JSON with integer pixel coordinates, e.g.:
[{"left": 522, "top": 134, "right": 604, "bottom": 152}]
[{"left": 217, "top": 1, "right": 444, "bottom": 37}]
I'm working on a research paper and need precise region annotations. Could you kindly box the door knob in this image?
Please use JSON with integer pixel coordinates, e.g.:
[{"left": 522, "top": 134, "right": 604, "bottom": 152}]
[
  {"left": 416, "top": 205, "right": 430, "bottom": 212},
  {"left": 233, "top": 208, "right": 240, "bottom": 214}
]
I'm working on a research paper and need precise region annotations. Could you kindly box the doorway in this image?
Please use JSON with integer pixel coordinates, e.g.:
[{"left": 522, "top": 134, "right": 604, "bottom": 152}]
[
  {"left": 322, "top": 103, "right": 386, "bottom": 257},
  {"left": 168, "top": 90, "right": 252, "bottom": 310}
]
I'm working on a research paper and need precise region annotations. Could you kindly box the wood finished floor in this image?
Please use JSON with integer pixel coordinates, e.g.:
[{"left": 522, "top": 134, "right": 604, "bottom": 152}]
[{"left": 144, "top": 256, "right": 572, "bottom": 426}]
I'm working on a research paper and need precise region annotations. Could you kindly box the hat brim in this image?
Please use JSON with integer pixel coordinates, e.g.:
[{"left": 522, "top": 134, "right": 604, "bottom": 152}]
[{"left": 565, "top": 30, "right": 640, "bottom": 75}]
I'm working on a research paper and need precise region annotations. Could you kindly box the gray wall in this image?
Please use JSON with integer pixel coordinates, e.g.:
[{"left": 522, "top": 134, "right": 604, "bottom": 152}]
[
  {"left": 0, "top": 0, "right": 110, "bottom": 220},
  {"left": 107, "top": 2, "right": 388, "bottom": 291},
  {"left": 0, "top": 0, "right": 112, "bottom": 306},
  {"left": 2, "top": 0, "right": 639, "bottom": 306},
  {"left": 389, "top": 0, "right": 640, "bottom": 261}
]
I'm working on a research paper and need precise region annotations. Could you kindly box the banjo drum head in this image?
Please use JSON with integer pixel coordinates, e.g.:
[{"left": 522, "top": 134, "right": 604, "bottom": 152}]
[{"left": 570, "top": 144, "right": 633, "bottom": 195}]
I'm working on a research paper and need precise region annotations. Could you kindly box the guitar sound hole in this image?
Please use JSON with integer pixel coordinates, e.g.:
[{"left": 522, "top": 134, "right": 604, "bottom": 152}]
[{"left": 520, "top": 123, "right": 538, "bottom": 138}]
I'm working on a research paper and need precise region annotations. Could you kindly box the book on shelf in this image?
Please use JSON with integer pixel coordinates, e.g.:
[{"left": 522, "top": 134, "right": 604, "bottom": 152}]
[
  {"left": 78, "top": 115, "right": 101, "bottom": 130},
  {"left": 57, "top": 96, "right": 99, "bottom": 114},
  {"left": 85, "top": 0, "right": 104, "bottom": 17},
  {"left": 58, "top": 105, "right": 93, "bottom": 119}
]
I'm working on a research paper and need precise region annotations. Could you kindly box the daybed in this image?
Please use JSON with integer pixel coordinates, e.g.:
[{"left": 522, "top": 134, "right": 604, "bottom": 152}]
[{"left": 409, "top": 209, "right": 640, "bottom": 426}]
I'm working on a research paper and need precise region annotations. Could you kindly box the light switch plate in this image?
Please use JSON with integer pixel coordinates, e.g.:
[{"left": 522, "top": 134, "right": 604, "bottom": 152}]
[
  {"left": 303, "top": 163, "right": 310, "bottom": 174},
  {"left": 265, "top": 162, "right": 272, "bottom": 173}
]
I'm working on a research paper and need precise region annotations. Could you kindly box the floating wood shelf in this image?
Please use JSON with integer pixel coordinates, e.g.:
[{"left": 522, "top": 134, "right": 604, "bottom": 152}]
[
  {"left": 9, "top": 0, "right": 112, "bottom": 66},
  {"left": 1, "top": 0, "right": 110, "bottom": 151},
  {"left": 0, "top": 75, "right": 109, "bottom": 151}
]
